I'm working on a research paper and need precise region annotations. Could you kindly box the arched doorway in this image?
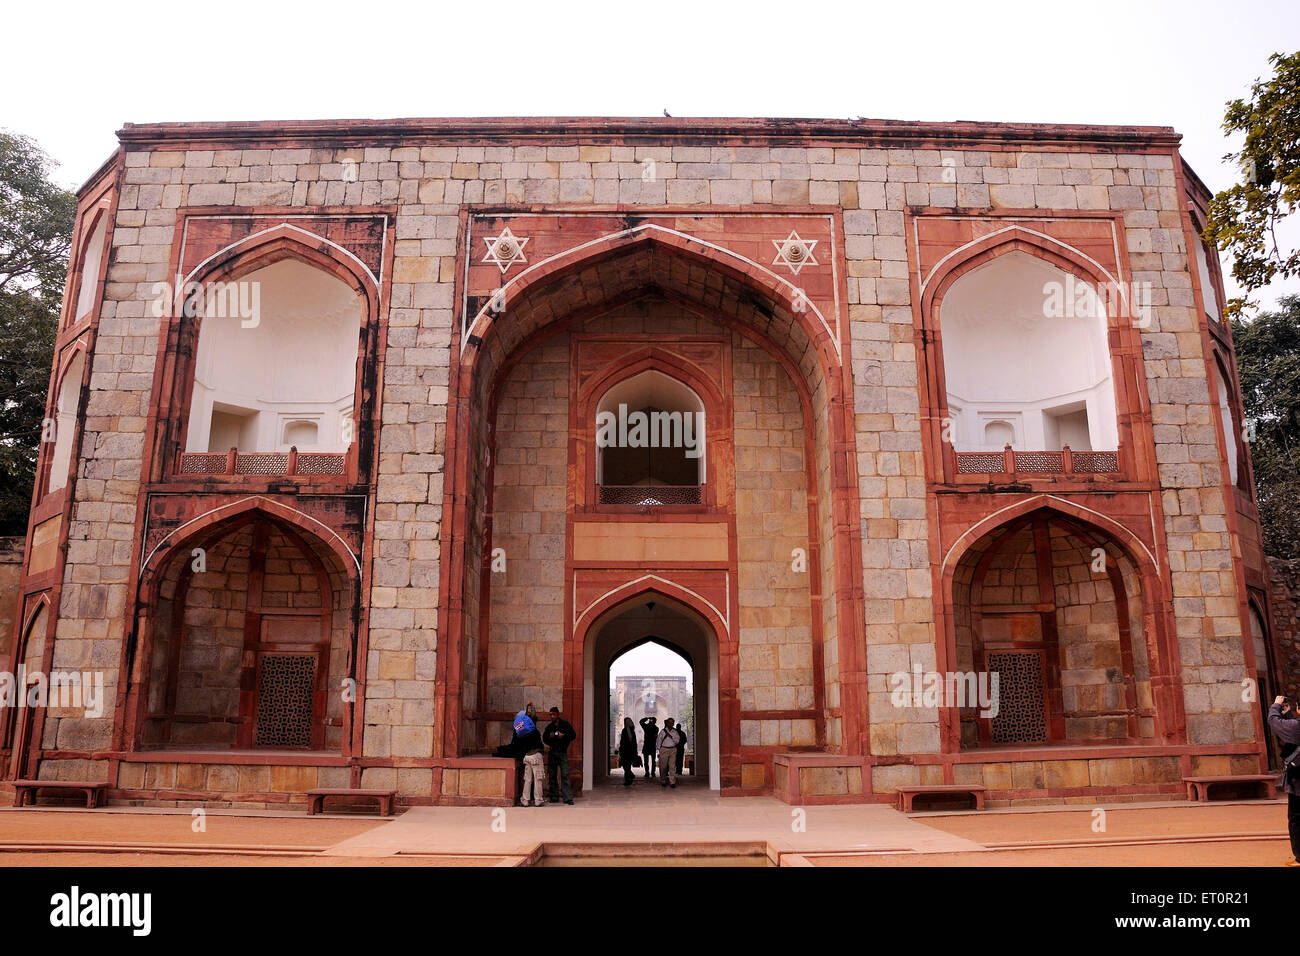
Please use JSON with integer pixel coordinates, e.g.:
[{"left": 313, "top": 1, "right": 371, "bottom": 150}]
[
  {"left": 947, "top": 505, "right": 1164, "bottom": 747},
  {"left": 131, "top": 508, "right": 357, "bottom": 753},
  {"left": 582, "top": 593, "right": 720, "bottom": 791}
]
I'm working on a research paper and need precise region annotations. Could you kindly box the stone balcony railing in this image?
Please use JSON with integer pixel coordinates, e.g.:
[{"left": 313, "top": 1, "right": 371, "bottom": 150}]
[
  {"left": 177, "top": 447, "right": 346, "bottom": 477},
  {"left": 954, "top": 446, "right": 1119, "bottom": 476},
  {"left": 597, "top": 484, "right": 704, "bottom": 505}
]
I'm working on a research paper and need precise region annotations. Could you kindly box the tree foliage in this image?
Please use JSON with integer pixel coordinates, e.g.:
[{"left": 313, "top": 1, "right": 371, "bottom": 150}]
[
  {"left": 0, "top": 131, "right": 76, "bottom": 535},
  {"left": 1202, "top": 51, "right": 1300, "bottom": 320},
  {"left": 1233, "top": 295, "right": 1300, "bottom": 558}
]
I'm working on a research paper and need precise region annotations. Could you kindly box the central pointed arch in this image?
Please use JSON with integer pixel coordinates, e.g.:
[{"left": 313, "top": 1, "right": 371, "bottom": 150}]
[
  {"left": 580, "top": 586, "right": 725, "bottom": 791},
  {"left": 434, "top": 216, "right": 868, "bottom": 775}
]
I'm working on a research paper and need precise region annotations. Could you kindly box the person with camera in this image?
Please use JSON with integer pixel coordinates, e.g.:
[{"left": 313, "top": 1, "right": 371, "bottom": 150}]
[
  {"left": 657, "top": 717, "right": 683, "bottom": 789},
  {"left": 639, "top": 715, "right": 659, "bottom": 779},
  {"left": 1268, "top": 695, "right": 1300, "bottom": 866}
]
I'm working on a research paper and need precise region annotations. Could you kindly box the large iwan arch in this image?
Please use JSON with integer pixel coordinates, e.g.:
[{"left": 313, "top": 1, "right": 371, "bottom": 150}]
[{"left": 436, "top": 225, "right": 866, "bottom": 789}]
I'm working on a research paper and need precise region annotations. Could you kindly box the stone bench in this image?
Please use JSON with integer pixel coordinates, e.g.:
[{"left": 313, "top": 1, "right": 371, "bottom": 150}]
[
  {"left": 895, "top": 784, "right": 987, "bottom": 813},
  {"left": 305, "top": 788, "right": 396, "bottom": 816},
  {"left": 12, "top": 779, "right": 107, "bottom": 809},
  {"left": 1183, "top": 774, "right": 1276, "bottom": 802}
]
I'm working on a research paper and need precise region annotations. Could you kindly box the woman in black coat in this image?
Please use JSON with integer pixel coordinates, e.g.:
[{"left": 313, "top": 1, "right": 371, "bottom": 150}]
[{"left": 618, "top": 718, "right": 640, "bottom": 786}]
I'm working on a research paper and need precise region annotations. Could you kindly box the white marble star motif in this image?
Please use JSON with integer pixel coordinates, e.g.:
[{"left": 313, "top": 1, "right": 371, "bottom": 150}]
[
  {"left": 483, "top": 227, "right": 529, "bottom": 274},
  {"left": 771, "top": 230, "right": 819, "bottom": 275}
]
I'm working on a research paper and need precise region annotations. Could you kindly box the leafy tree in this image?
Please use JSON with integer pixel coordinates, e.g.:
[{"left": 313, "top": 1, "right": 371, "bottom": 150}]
[
  {"left": 679, "top": 694, "right": 694, "bottom": 750},
  {"left": 1202, "top": 51, "right": 1300, "bottom": 320},
  {"left": 0, "top": 132, "right": 76, "bottom": 535},
  {"left": 1233, "top": 295, "right": 1300, "bottom": 558}
]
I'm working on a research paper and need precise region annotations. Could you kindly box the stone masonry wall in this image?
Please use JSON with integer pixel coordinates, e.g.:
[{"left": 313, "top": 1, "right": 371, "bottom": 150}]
[
  {"left": 733, "top": 332, "right": 817, "bottom": 749},
  {"left": 485, "top": 338, "right": 568, "bottom": 744},
  {"left": 41, "top": 133, "right": 1254, "bottom": 794}
]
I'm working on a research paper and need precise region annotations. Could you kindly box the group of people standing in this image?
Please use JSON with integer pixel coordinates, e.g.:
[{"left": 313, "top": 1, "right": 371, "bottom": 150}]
[
  {"left": 617, "top": 715, "right": 688, "bottom": 788},
  {"left": 495, "top": 702, "right": 693, "bottom": 804},
  {"left": 495, "top": 702, "right": 577, "bottom": 807}
]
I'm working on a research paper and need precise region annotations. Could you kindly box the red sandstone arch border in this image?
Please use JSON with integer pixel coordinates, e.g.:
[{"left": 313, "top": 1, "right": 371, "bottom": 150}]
[
  {"left": 139, "top": 495, "right": 361, "bottom": 585},
  {"left": 2, "top": 593, "right": 54, "bottom": 777},
  {"left": 35, "top": 337, "right": 92, "bottom": 504},
  {"left": 63, "top": 200, "right": 113, "bottom": 330},
  {"left": 961, "top": 511, "right": 1144, "bottom": 745},
  {"left": 149, "top": 224, "right": 382, "bottom": 487},
  {"left": 915, "top": 226, "right": 1156, "bottom": 485},
  {"left": 460, "top": 224, "right": 842, "bottom": 373},
  {"left": 937, "top": 494, "right": 1186, "bottom": 748},
  {"left": 182, "top": 223, "right": 380, "bottom": 299},
  {"left": 574, "top": 580, "right": 735, "bottom": 789},
  {"left": 119, "top": 497, "right": 363, "bottom": 755},
  {"left": 437, "top": 226, "right": 864, "bottom": 767}
]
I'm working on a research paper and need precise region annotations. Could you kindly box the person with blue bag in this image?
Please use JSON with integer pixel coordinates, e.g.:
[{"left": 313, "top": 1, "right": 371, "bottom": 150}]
[{"left": 513, "top": 703, "right": 547, "bottom": 807}]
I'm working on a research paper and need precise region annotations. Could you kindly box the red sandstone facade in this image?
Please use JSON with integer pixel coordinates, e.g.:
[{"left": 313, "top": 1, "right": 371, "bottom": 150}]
[{"left": 0, "top": 117, "right": 1281, "bottom": 808}]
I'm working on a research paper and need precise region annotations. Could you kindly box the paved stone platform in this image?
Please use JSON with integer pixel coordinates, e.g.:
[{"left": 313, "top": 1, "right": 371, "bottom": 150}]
[
  {"left": 0, "top": 782, "right": 1290, "bottom": 866},
  {"left": 321, "top": 778, "right": 987, "bottom": 859}
]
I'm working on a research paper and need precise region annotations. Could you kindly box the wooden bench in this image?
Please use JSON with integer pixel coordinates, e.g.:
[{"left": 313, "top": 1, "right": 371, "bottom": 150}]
[
  {"left": 305, "top": 788, "right": 396, "bottom": 816},
  {"left": 12, "top": 779, "right": 107, "bottom": 809},
  {"left": 895, "top": 784, "right": 987, "bottom": 813},
  {"left": 1183, "top": 774, "right": 1276, "bottom": 802}
]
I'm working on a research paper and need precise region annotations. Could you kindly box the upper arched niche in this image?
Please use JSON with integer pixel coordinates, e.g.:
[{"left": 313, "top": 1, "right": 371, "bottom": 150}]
[
  {"left": 596, "top": 369, "right": 707, "bottom": 487},
  {"left": 938, "top": 250, "right": 1118, "bottom": 453},
  {"left": 184, "top": 258, "right": 363, "bottom": 454}
]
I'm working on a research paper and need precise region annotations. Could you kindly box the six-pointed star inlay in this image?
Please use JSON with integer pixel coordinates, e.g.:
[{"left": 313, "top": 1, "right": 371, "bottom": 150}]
[
  {"left": 771, "top": 230, "right": 819, "bottom": 275},
  {"left": 482, "top": 226, "right": 530, "bottom": 274}
]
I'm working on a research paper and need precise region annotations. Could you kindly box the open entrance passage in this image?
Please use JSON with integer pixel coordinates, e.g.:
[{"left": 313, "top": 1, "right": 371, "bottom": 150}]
[
  {"left": 610, "top": 641, "right": 695, "bottom": 779},
  {"left": 584, "top": 594, "right": 719, "bottom": 791}
]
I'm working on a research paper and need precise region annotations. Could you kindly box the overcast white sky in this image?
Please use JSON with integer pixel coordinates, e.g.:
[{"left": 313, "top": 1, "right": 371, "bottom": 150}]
[
  {"left": 6, "top": 0, "right": 1299, "bottom": 308},
  {"left": 609, "top": 642, "right": 692, "bottom": 684}
]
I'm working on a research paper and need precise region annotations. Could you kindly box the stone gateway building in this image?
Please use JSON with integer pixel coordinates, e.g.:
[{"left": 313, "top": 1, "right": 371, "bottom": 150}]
[{"left": 1, "top": 116, "right": 1282, "bottom": 808}]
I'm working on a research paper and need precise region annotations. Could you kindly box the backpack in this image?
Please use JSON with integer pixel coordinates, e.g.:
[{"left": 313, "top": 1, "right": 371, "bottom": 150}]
[{"left": 513, "top": 711, "right": 535, "bottom": 736}]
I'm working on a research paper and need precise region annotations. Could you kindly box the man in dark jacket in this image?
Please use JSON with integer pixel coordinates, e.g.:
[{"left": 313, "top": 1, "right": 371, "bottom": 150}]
[
  {"left": 675, "top": 720, "right": 688, "bottom": 776},
  {"left": 1268, "top": 695, "right": 1300, "bottom": 866},
  {"left": 639, "top": 716, "right": 659, "bottom": 778},
  {"left": 544, "top": 706, "right": 576, "bottom": 805}
]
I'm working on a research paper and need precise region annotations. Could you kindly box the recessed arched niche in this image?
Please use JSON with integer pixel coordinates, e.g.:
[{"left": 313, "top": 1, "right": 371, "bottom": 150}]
[
  {"left": 184, "top": 259, "right": 362, "bottom": 454},
  {"left": 940, "top": 251, "right": 1118, "bottom": 453}
]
